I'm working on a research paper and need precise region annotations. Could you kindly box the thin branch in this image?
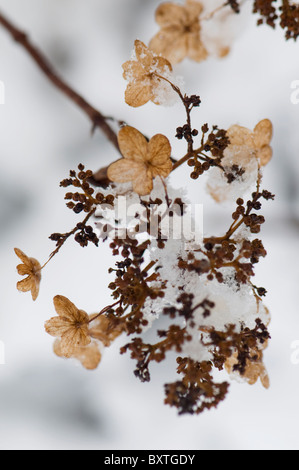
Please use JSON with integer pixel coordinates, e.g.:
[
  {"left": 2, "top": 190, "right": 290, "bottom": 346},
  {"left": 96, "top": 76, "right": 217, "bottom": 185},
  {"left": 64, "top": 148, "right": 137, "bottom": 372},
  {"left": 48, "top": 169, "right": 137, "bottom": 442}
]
[{"left": 0, "top": 9, "right": 120, "bottom": 152}]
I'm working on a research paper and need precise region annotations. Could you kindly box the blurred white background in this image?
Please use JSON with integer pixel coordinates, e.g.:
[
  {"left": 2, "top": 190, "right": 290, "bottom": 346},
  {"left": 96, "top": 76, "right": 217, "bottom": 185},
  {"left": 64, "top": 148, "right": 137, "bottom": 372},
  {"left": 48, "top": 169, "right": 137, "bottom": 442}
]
[{"left": 0, "top": 0, "right": 299, "bottom": 450}]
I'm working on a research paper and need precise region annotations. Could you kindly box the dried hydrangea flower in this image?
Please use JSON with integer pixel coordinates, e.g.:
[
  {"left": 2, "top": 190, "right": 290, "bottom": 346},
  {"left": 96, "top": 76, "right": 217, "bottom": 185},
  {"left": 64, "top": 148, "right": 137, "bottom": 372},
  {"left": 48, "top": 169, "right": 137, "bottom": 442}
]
[
  {"left": 149, "top": 0, "right": 208, "bottom": 64},
  {"left": 14, "top": 248, "right": 41, "bottom": 301},
  {"left": 123, "top": 40, "right": 173, "bottom": 107},
  {"left": 45, "top": 295, "right": 91, "bottom": 357},
  {"left": 227, "top": 119, "right": 273, "bottom": 167},
  {"left": 53, "top": 339, "right": 102, "bottom": 370},
  {"left": 107, "top": 126, "right": 172, "bottom": 196}
]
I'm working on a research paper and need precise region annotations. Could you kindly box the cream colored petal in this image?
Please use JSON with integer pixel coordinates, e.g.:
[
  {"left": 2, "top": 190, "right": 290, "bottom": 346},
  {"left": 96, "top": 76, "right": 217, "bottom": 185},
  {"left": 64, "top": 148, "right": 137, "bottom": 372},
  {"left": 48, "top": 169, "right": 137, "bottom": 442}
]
[
  {"left": 53, "top": 295, "right": 81, "bottom": 321},
  {"left": 14, "top": 248, "right": 31, "bottom": 267},
  {"left": 134, "top": 40, "right": 154, "bottom": 69},
  {"left": 253, "top": 119, "right": 273, "bottom": 148},
  {"left": 149, "top": 28, "right": 188, "bottom": 64},
  {"left": 122, "top": 60, "right": 145, "bottom": 81},
  {"left": 125, "top": 80, "right": 152, "bottom": 108},
  {"left": 117, "top": 126, "right": 148, "bottom": 161},
  {"left": 258, "top": 146, "right": 273, "bottom": 166},
  {"left": 132, "top": 169, "right": 153, "bottom": 196},
  {"left": 187, "top": 32, "right": 208, "bottom": 62},
  {"left": 107, "top": 159, "right": 146, "bottom": 184},
  {"left": 155, "top": 3, "right": 187, "bottom": 27},
  {"left": 148, "top": 134, "right": 172, "bottom": 165},
  {"left": 17, "top": 277, "right": 33, "bottom": 293}
]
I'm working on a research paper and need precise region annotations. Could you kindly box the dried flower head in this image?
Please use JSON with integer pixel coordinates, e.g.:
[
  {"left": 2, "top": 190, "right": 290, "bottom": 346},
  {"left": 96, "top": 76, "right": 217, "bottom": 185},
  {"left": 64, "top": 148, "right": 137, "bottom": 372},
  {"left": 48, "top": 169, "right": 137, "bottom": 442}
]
[
  {"left": 45, "top": 295, "right": 91, "bottom": 357},
  {"left": 54, "top": 339, "right": 102, "bottom": 370},
  {"left": 225, "top": 346, "right": 270, "bottom": 389},
  {"left": 227, "top": 119, "right": 273, "bottom": 167},
  {"left": 14, "top": 248, "right": 41, "bottom": 301},
  {"left": 149, "top": 0, "right": 208, "bottom": 64},
  {"left": 123, "top": 40, "right": 173, "bottom": 107},
  {"left": 89, "top": 314, "right": 125, "bottom": 347},
  {"left": 107, "top": 126, "right": 172, "bottom": 196}
]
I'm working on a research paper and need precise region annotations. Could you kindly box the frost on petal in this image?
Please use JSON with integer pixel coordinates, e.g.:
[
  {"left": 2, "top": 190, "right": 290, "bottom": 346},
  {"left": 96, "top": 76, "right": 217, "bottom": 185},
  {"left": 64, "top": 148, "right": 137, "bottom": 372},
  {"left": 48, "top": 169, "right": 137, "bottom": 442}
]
[
  {"left": 227, "top": 125, "right": 253, "bottom": 147},
  {"left": 122, "top": 60, "right": 145, "bottom": 82},
  {"left": 117, "top": 126, "right": 148, "bottom": 162},
  {"left": 134, "top": 39, "right": 154, "bottom": 68},
  {"left": 107, "top": 159, "right": 146, "bottom": 184},
  {"left": 155, "top": 3, "right": 187, "bottom": 28}
]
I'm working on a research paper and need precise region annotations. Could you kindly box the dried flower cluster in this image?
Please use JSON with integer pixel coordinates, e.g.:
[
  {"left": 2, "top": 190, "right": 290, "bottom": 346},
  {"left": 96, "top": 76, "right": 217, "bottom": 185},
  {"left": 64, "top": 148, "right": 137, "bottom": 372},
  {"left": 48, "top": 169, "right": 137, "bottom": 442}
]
[{"left": 12, "top": 0, "right": 280, "bottom": 416}]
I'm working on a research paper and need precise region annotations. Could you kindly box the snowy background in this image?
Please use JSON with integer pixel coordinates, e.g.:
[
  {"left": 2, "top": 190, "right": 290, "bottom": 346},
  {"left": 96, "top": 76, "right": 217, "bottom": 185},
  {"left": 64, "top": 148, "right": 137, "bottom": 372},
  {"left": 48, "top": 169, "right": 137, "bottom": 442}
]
[{"left": 0, "top": 0, "right": 299, "bottom": 450}]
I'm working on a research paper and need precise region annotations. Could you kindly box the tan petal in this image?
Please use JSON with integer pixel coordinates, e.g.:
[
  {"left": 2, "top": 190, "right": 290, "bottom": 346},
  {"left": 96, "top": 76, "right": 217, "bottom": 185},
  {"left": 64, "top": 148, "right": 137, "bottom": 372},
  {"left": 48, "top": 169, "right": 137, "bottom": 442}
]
[
  {"left": 134, "top": 40, "right": 154, "bottom": 69},
  {"left": 14, "top": 248, "right": 31, "bottom": 267},
  {"left": 148, "top": 134, "right": 171, "bottom": 162},
  {"left": 74, "top": 342, "right": 102, "bottom": 370},
  {"left": 187, "top": 32, "right": 208, "bottom": 62},
  {"left": 125, "top": 80, "right": 152, "bottom": 108},
  {"left": 53, "top": 295, "right": 85, "bottom": 322},
  {"left": 30, "top": 280, "right": 40, "bottom": 301},
  {"left": 107, "top": 159, "right": 146, "bottom": 184},
  {"left": 253, "top": 119, "right": 273, "bottom": 148},
  {"left": 132, "top": 169, "right": 153, "bottom": 196},
  {"left": 151, "top": 55, "right": 173, "bottom": 74},
  {"left": 17, "top": 264, "right": 31, "bottom": 276},
  {"left": 117, "top": 126, "right": 148, "bottom": 161},
  {"left": 258, "top": 146, "right": 273, "bottom": 166},
  {"left": 155, "top": 3, "right": 187, "bottom": 28},
  {"left": 122, "top": 60, "right": 145, "bottom": 81},
  {"left": 185, "top": 0, "right": 204, "bottom": 17},
  {"left": 45, "top": 317, "right": 71, "bottom": 337},
  {"left": 89, "top": 315, "right": 125, "bottom": 347},
  {"left": 149, "top": 29, "right": 188, "bottom": 64},
  {"left": 227, "top": 125, "right": 253, "bottom": 147},
  {"left": 60, "top": 328, "right": 91, "bottom": 357},
  {"left": 17, "top": 277, "right": 33, "bottom": 293}
]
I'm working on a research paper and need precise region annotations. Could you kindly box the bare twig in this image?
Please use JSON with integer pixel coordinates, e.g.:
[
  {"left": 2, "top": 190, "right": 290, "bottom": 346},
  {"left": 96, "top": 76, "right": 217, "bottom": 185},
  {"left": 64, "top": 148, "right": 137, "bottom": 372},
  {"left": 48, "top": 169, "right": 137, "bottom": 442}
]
[{"left": 0, "top": 9, "right": 120, "bottom": 152}]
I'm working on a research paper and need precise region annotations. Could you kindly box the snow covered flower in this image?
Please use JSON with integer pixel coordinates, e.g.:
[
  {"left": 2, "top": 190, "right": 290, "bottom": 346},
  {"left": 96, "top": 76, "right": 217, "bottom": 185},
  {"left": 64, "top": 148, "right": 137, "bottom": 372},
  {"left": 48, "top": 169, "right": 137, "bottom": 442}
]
[
  {"left": 45, "top": 295, "right": 91, "bottom": 357},
  {"left": 149, "top": 0, "right": 208, "bottom": 64},
  {"left": 15, "top": 248, "right": 41, "bottom": 301},
  {"left": 227, "top": 119, "right": 273, "bottom": 167},
  {"left": 123, "top": 40, "right": 173, "bottom": 107},
  {"left": 53, "top": 339, "right": 102, "bottom": 370},
  {"left": 107, "top": 126, "right": 173, "bottom": 196}
]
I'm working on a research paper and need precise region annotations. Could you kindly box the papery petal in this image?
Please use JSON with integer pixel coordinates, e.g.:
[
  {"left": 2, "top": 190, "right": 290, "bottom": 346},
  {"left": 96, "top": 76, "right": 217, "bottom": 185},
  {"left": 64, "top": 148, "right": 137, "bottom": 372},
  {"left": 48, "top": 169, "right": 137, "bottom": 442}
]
[
  {"left": 132, "top": 169, "right": 153, "bottom": 196},
  {"left": 17, "top": 264, "right": 31, "bottom": 276},
  {"left": 125, "top": 80, "right": 152, "bottom": 108},
  {"left": 74, "top": 342, "right": 102, "bottom": 370},
  {"left": 253, "top": 119, "right": 273, "bottom": 148},
  {"left": 185, "top": 0, "right": 204, "bottom": 18},
  {"left": 31, "top": 280, "right": 40, "bottom": 301},
  {"left": 45, "top": 317, "right": 72, "bottom": 337},
  {"left": 107, "top": 159, "right": 146, "bottom": 184},
  {"left": 148, "top": 134, "right": 172, "bottom": 166},
  {"left": 14, "top": 248, "right": 31, "bottom": 267},
  {"left": 187, "top": 32, "right": 208, "bottom": 62},
  {"left": 134, "top": 40, "right": 154, "bottom": 69},
  {"left": 122, "top": 60, "right": 145, "bottom": 81},
  {"left": 155, "top": 3, "right": 187, "bottom": 28},
  {"left": 227, "top": 125, "right": 253, "bottom": 147},
  {"left": 150, "top": 28, "right": 188, "bottom": 64},
  {"left": 17, "top": 277, "right": 33, "bottom": 293},
  {"left": 258, "top": 146, "right": 273, "bottom": 166},
  {"left": 53, "top": 295, "right": 78, "bottom": 321},
  {"left": 117, "top": 126, "right": 148, "bottom": 161},
  {"left": 60, "top": 328, "right": 91, "bottom": 357}
]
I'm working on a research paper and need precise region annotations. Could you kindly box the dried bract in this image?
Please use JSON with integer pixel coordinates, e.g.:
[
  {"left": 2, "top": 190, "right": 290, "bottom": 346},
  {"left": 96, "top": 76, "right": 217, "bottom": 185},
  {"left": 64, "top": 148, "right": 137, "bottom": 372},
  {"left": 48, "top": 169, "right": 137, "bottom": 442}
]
[{"left": 15, "top": 248, "right": 42, "bottom": 301}]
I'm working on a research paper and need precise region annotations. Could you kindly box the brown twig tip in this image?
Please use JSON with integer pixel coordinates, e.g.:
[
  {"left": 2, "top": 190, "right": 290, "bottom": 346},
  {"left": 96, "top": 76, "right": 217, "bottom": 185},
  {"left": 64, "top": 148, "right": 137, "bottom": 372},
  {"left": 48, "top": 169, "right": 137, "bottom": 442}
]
[{"left": 0, "top": 9, "right": 120, "bottom": 152}]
